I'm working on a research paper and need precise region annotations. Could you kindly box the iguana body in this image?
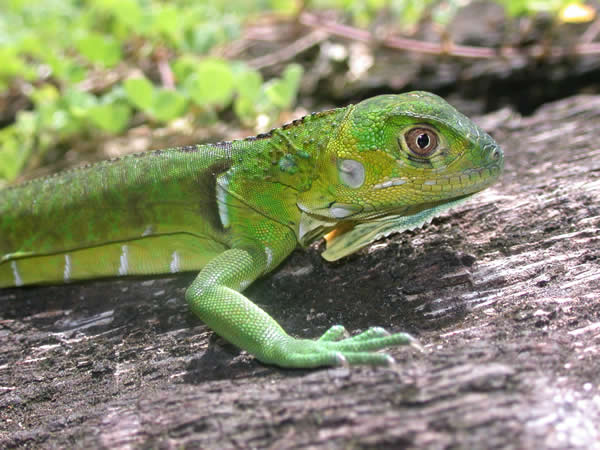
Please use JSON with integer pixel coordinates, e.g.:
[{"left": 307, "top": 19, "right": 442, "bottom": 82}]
[{"left": 0, "top": 92, "right": 503, "bottom": 368}]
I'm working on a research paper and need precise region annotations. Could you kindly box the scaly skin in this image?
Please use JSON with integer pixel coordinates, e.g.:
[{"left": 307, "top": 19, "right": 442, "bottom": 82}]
[{"left": 0, "top": 92, "right": 503, "bottom": 368}]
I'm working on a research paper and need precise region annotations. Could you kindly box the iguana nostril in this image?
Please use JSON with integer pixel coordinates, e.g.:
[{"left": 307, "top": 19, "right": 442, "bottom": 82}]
[{"left": 484, "top": 143, "right": 503, "bottom": 162}]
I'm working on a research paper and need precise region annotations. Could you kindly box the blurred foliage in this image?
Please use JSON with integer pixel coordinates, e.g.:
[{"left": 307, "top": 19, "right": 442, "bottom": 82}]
[
  {"left": 0, "top": 0, "right": 305, "bottom": 182},
  {"left": 0, "top": 0, "right": 588, "bottom": 183},
  {"left": 310, "top": 0, "right": 582, "bottom": 27}
]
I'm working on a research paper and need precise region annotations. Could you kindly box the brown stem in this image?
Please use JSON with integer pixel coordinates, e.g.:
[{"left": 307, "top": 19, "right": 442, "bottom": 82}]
[
  {"left": 248, "top": 30, "right": 329, "bottom": 69},
  {"left": 299, "top": 12, "right": 600, "bottom": 60}
]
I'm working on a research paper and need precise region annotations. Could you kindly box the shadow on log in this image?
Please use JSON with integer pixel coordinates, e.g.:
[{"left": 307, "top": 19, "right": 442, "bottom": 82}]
[{"left": 1, "top": 95, "right": 599, "bottom": 449}]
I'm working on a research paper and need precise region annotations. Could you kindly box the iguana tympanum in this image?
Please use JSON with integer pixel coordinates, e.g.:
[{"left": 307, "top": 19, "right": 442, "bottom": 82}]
[{"left": 0, "top": 92, "right": 503, "bottom": 368}]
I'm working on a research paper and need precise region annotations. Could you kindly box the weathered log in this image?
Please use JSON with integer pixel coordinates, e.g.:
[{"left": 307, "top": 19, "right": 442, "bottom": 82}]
[{"left": 1, "top": 95, "right": 599, "bottom": 449}]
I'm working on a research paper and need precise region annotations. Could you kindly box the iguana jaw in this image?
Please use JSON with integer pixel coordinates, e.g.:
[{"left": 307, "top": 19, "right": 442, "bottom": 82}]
[
  {"left": 321, "top": 193, "right": 477, "bottom": 261},
  {"left": 297, "top": 192, "right": 475, "bottom": 250},
  {"left": 297, "top": 212, "right": 338, "bottom": 247}
]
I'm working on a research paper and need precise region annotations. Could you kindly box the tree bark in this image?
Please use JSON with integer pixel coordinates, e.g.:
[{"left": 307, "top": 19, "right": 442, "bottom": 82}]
[{"left": 1, "top": 95, "right": 599, "bottom": 449}]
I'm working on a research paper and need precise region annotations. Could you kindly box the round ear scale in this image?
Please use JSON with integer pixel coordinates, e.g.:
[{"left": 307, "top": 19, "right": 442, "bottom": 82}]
[
  {"left": 338, "top": 159, "right": 365, "bottom": 188},
  {"left": 404, "top": 127, "right": 439, "bottom": 157}
]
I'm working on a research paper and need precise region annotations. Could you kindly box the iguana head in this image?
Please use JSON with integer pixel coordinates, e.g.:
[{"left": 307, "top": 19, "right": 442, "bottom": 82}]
[{"left": 296, "top": 91, "right": 504, "bottom": 257}]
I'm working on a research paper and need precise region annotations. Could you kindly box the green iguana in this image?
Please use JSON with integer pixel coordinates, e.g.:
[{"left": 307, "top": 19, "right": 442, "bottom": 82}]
[{"left": 0, "top": 92, "right": 503, "bottom": 368}]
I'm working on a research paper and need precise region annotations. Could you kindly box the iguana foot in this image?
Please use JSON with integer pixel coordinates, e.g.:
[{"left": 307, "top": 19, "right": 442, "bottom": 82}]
[{"left": 260, "top": 326, "right": 420, "bottom": 368}]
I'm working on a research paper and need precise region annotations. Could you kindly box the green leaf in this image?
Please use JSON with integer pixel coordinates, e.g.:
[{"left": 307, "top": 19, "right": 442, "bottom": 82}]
[
  {"left": 236, "top": 68, "right": 263, "bottom": 100},
  {"left": 0, "top": 110, "right": 40, "bottom": 182},
  {"left": 30, "top": 84, "right": 61, "bottom": 107},
  {"left": 76, "top": 32, "right": 122, "bottom": 68},
  {"left": 0, "top": 125, "right": 29, "bottom": 182},
  {"left": 88, "top": 103, "right": 132, "bottom": 133},
  {"left": 40, "top": 52, "right": 88, "bottom": 84},
  {"left": 95, "top": 0, "right": 143, "bottom": 33},
  {"left": 124, "top": 77, "right": 155, "bottom": 111},
  {"left": 264, "top": 64, "right": 303, "bottom": 110},
  {"left": 154, "top": 4, "right": 180, "bottom": 43},
  {"left": 233, "top": 96, "right": 258, "bottom": 124},
  {"left": 150, "top": 89, "right": 188, "bottom": 122},
  {"left": 233, "top": 68, "right": 264, "bottom": 123},
  {"left": 124, "top": 77, "right": 188, "bottom": 122},
  {"left": 172, "top": 55, "right": 198, "bottom": 82},
  {"left": 185, "top": 24, "right": 221, "bottom": 54},
  {"left": 14, "top": 110, "right": 37, "bottom": 138},
  {"left": 269, "top": 0, "right": 299, "bottom": 14},
  {"left": 282, "top": 63, "right": 303, "bottom": 89},
  {"left": 185, "top": 58, "right": 235, "bottom": 107},
  {"left": 0, "top": 48, "right": 36, "bottom": 82},
  {"left": 63, "top": 89, "right": 98, "bottom": 118}
]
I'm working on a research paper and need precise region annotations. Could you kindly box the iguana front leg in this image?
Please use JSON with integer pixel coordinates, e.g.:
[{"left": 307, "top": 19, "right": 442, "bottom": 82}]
[{"left": 185, "top": 227, "right": 415, "bottom": 368}]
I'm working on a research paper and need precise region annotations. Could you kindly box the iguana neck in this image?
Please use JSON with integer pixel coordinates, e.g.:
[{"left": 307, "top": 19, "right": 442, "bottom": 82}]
[{"left": 228, "top": 106, "right": 351, "bottom": 193}]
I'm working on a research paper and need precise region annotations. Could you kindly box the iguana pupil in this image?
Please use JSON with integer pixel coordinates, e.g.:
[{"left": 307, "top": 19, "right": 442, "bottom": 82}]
[{"left": 417, "top": 133, "right": 430, "bottom": 149}]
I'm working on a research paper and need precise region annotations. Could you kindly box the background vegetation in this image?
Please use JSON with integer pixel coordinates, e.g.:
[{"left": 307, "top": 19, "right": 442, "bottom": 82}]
[{"left": 0, "top": 0, "right": 596, "bottom": 185}]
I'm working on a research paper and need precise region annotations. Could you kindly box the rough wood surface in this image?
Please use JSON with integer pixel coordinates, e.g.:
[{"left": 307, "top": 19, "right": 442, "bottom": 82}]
[{"left": 1, "top": 95, "right": 599, "bottom": 449}]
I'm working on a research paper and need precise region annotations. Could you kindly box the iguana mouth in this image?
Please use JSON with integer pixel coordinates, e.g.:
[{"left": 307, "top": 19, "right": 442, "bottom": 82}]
[
  {"left": 358, "top": 193, "right": 477, "bottom": 222},
  {"left": 371, "top": 163, "right": 502, "bottom": 194},
  {"left": 373, "top": 178, "right": 408, "bottom": 190},
  {"left": 322, "top": 194, "right": 478, "bottom": 261}
]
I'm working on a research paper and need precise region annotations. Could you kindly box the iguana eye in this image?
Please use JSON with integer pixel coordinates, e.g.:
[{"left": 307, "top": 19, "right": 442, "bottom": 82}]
[
  {"left": 338, "top": 159, "right": 365, "bottom": 188},
  {"left": 404, "top": 127, "right": 439, "bottom": 157}
]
